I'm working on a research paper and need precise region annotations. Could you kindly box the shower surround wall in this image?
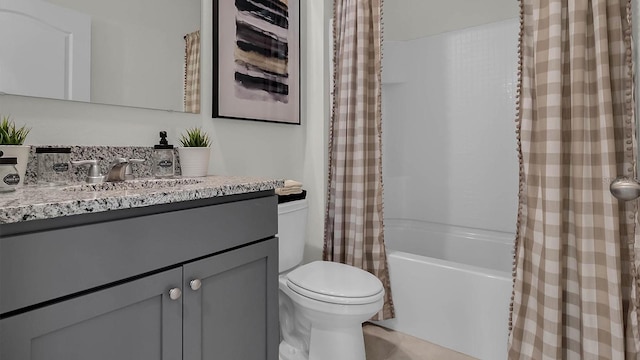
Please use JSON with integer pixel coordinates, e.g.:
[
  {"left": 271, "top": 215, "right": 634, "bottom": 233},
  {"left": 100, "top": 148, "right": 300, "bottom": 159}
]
[
  {"left": 380, "top": 19, "right": 519, "bottom": 359},
  {"left": 382, "top": 18, "right": 519, "bottom": 234}
]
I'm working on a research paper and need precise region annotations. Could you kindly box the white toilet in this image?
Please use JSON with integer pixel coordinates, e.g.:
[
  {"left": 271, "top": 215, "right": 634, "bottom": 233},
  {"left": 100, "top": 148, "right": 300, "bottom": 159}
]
[{"left": 277, "top": 199, "right": 384, "bottom": 360}]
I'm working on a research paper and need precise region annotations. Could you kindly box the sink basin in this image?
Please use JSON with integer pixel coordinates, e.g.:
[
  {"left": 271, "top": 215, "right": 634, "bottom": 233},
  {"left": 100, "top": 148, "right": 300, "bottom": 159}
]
[{"left": 62, "top": 178, "right": 204, "bottom": 192}]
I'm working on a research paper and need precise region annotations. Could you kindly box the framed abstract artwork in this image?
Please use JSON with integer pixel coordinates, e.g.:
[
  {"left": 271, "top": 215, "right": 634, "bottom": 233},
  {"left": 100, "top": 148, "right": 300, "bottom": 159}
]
[{"left": 213, "top": 0, "right": 300, "bottom": 125}]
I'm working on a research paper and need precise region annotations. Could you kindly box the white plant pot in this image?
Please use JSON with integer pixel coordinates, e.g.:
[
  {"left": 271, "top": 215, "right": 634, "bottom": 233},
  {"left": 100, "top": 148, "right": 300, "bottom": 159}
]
[
  {"left": 178, "top": 147, "right": 211, "bottom": 177},
  {"left": 0, "top": 145, "right": 30, "bottom": 186}
]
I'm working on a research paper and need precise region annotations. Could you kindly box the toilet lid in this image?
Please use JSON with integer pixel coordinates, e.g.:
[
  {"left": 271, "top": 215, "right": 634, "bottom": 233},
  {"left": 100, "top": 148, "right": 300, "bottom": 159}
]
[{"left": 286, "top": 261, "right": 384, "bottom": 304}]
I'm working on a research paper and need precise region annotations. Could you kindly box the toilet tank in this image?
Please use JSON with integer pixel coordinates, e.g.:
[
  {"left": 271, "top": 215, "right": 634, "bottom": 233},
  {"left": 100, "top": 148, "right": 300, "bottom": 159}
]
[{"left": 277, "top": 199, "right": 308, "bottom": 273}]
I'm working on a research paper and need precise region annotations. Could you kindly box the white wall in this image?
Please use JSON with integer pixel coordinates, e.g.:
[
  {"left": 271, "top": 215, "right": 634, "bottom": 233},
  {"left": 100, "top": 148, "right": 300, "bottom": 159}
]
[
  {"left": 383, "top": 0, "right": 518, "bottom": 41},
  {"left": 382, "top": 19, "right": 519, "bottom": 234},
  {"left": 299, "top": 0, "right": 330, "bottom": 262},
  {"left": 0, "top": 0, "right": 330, "bottom": 259}
]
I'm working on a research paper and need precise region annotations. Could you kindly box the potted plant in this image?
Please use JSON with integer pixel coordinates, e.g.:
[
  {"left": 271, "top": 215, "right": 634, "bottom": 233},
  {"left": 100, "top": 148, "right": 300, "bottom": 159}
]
[
  {"left": 178, "top": 127, "right": 211, "bottom": 177},
  {"left": 0, "top": 115, "right": 31, "bottom": 185}
]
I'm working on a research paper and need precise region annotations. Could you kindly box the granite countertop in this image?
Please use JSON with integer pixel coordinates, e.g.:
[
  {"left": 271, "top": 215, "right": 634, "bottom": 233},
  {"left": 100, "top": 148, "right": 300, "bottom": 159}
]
[{"left": 0, "top": 176, "right": 285, "bottom": 224}]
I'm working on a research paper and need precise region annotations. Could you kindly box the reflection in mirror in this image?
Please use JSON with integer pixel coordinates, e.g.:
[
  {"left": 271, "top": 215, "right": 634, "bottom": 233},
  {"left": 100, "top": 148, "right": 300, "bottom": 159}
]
[{"left": 0, "top": 0, "right": 201, "bottom": 113}]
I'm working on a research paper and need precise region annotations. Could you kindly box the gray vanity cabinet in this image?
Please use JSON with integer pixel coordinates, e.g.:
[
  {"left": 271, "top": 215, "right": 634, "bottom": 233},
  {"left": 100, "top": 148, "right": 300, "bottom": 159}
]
[
  {"left": 0, "top": 268, "right": 183, "bottom": 360},
  {"left": 183, "top": 237, "right": 279, "bottom": 360},
  {"left": 0, "top": 191, "right": 279, "bottom": 360}
]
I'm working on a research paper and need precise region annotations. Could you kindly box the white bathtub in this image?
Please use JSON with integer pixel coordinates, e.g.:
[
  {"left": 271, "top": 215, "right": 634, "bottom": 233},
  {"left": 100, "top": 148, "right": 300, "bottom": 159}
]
[{"left": 375, "top": 219, "right": 513, "bottom": 360}]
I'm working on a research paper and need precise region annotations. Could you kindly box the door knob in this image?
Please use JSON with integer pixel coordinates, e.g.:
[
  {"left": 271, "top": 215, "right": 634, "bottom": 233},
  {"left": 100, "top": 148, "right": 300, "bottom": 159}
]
[
  {"left": 190, "top": 279, "right": 202, "bottom": 291},
  {"left": 610, "top": 177, "right": 640, "bottom": 201},
  {"left": 169, "top": 287, "right": 182, "bottom": 300}
]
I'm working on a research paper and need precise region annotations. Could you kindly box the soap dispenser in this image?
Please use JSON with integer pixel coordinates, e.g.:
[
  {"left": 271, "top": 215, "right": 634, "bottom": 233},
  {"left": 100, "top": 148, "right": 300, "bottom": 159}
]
[{"left": 153, "top": 131, "right": 175, "bottom": 178}]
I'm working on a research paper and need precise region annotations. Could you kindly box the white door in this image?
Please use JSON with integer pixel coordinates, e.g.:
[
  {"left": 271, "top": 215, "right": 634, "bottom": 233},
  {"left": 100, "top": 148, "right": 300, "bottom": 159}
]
[{"left": 0, "top": 0, "right": 91, "bottom": 101}]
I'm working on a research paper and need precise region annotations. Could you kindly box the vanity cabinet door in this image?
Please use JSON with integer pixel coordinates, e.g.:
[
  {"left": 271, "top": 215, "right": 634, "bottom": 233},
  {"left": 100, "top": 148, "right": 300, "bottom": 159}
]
[
  {"left": 0, "top": 268, "right": 183, "bottom": 360},
  {"left": 183, "top": 237, "right": 279, "bottom": 360}
]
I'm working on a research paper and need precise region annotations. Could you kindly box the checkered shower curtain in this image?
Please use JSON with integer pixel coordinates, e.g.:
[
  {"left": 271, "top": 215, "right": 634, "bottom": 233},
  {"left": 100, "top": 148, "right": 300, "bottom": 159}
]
[
  {"left": 509, "top": 0, "right": 639, "bottom": 358},
  {"left": 324, "top": 0, "right": 394, "bottom": 320},
  {"left": 184, "top": 30, "right": 200, "bottom": 114}
]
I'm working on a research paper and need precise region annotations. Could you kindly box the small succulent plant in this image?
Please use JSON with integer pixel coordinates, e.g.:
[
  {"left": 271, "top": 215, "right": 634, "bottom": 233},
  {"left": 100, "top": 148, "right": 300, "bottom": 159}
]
[
  {"left": 0, "top": 115, "right": 30, "bottom": 145},
  {"left": 179, "top": 127, "right": 211, "bottom": 147}
]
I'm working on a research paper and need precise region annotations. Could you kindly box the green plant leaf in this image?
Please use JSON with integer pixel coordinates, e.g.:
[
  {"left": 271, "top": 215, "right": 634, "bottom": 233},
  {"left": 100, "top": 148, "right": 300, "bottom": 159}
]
[
  {"left": 0, "top": 115, "right": 30, "bottom": 145},
  {"left": 180, "top": 127, "right": 211, "bottom": 147}
]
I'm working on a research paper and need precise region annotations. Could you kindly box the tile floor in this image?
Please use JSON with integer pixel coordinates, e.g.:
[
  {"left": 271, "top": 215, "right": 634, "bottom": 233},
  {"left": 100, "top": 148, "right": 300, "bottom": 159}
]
[{"left": 363, "top": 323, "right": 477, "bottom": 360}]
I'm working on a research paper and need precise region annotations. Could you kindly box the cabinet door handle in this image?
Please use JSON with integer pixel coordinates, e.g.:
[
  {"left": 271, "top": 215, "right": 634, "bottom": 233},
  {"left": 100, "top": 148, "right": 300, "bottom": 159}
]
[
  {"left": 169, "top": 287, "right": 182, "bottom": 300},
  {"left": 190, "top": 279, "right": 202, "bottom": 291}
]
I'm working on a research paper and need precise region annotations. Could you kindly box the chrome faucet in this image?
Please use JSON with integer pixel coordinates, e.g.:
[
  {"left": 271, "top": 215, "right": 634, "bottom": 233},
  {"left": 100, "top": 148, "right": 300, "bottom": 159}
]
[
  {"left": 71, "top": 158, "right": 144, "bottom": 183},
  {"left": 105, "top": 158, "right": 129, "bottom": 182},
  {"left": 70, "top": 159, "right": 104, "bottom": 184},
  {"left": 105, "top": 158, "right": 144, "bottom": 182}
]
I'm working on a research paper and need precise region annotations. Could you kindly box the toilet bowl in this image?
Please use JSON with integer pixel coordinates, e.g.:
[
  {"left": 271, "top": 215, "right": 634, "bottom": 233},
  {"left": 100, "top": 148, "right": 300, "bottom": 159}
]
[
  {"left": 279, "top": 261, "right": 384, "bottom": 360},
  {"left": 277, "top": 199, "right": 384, "bottom": 360}
]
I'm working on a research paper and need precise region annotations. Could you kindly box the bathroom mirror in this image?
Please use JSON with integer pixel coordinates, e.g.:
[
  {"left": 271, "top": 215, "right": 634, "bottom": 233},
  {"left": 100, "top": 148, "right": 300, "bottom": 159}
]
[{"left": 0, "top": 0, "right": 201, "bottom": 113}]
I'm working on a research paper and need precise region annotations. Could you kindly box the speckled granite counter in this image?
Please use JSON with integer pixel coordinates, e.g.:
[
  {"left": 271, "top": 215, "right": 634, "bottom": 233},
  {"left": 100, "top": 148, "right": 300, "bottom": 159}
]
[{"left": 0, "top": 176, "right": 285, "bottom": 224}]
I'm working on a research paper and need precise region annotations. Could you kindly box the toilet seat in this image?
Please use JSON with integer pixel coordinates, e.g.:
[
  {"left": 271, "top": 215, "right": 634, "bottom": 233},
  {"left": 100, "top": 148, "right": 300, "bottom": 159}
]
[
  {"left": 285, "top": 261, "right": 384, "bottom": 305},
  {"left": 286, "top": 281, "right": 384, "bottom": 305}
]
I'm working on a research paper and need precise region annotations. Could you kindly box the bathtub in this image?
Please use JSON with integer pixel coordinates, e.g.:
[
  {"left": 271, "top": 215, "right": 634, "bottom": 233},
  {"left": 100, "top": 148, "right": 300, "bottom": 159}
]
[{"left": 374, "top": 219, "right": 513, "bottom": 360}]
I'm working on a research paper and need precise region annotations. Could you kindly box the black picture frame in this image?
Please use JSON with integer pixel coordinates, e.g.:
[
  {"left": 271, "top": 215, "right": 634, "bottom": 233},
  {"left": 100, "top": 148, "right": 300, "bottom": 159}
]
[{"left": 213, "top": 0, "right": 300, "bottom": 125}]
